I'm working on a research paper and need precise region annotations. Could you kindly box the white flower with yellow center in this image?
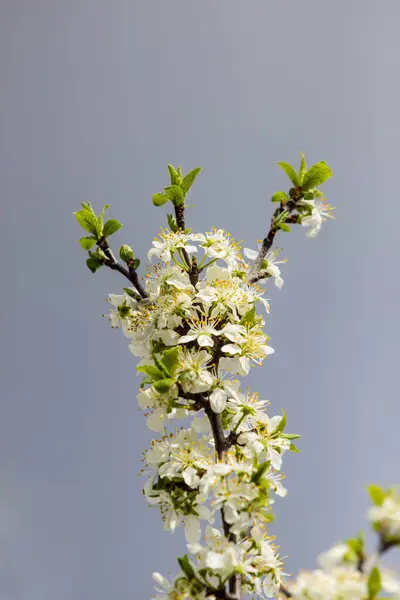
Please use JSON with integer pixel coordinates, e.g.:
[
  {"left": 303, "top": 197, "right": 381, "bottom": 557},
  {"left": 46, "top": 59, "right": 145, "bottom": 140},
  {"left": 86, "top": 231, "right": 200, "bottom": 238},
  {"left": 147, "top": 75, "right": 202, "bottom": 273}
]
[
  {"left": 146, "top": 264, "right": 194, "bottom": 298},
  {"left": 178, "top": 349, "right": 214, "bottom": 394},
  {"left": 152, "top": 572, "right": 210, "bottom": 600},
  {"left": 244, "top": 246, "right": 286, "bottom": 289},
  {"left": 154, "top": 291, "right": 194, "bottom": 330},
  {"left": 144, "top": 478, "right": 209, "bottom": 543},
  {"left": 148, "top": 230, "right": 205, "bottom": 263},
  {"left": 220, "top": 326, "right": 274, "bottom": 375},
  {"left": 300, "top": 199, "right": 335, "bottom": 238},
  {"left": 179, "top": 317, "right": 221, "bottom": 348},
  {"left": 189, "top": 525, "right": 240, "bottom": 579},
  {"left": 201, "top": 228, "right": 242, "bottom": 269},
  {"left": 227, "top": 391, "right": 270, "bottom": 430},
  {"left": 137, "top": 388, "right": 188, "bottom": 432},
  {"left": 154, "top": 429, "right": 212, "bottom": 488},
  {"left": 107, "top": 293, "right": 139, "bottom": 334},
  {"left": 251, "top": 540, "right": 286, "bottom": 599},
  {"left": 237, "top": 414, "right": 291, "bottom": 470},
  {"left": 240, "top": 282, "right": 270, "bottom": 313}
]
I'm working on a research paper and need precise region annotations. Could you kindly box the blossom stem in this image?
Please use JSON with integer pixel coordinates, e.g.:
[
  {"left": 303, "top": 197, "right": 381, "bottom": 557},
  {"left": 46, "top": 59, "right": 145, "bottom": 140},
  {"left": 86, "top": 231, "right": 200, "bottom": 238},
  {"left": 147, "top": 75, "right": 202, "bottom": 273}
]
[
  {"left": 171, "top": 252, "right": 188, "bottom": 271},
  {"left": 232, "top": 414, "right": 246, "bottom": 433},
  {"left": 177, "top": 248, "right": 191, "bottom": 270},
  {"left": 198, "top": 257, "right": 219, "bottom": 271}
]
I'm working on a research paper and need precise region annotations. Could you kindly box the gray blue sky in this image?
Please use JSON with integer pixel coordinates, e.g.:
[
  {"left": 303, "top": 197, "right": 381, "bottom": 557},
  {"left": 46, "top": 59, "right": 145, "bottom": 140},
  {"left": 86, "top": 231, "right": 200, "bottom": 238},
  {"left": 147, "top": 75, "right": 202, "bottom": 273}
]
[{"left": 1, "top": 1, "right": 400, "bottom": 599}]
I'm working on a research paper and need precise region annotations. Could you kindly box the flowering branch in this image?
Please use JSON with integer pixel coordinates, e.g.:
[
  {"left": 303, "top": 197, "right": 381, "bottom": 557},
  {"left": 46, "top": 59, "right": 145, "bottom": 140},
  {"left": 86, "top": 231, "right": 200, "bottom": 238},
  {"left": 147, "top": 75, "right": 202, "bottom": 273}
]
[
  {"left": 73, "top": 202, "right": 148, "bottom": 299},
  {"left": 279, "top": 485, "right": 400, "bottom": 598},
  {"left": 249, "top": 157, "right": 334, "bottom": 284},
  {"left": 74, "top": 155, "right": 336, "bottom": 600}
]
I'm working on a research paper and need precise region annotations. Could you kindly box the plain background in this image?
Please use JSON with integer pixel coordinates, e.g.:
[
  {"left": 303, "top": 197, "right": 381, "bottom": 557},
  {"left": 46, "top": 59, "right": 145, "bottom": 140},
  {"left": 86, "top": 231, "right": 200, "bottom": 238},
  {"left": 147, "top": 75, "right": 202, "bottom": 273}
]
[{"left": 1, "top": 1, "right": 400, "bottom": 598}]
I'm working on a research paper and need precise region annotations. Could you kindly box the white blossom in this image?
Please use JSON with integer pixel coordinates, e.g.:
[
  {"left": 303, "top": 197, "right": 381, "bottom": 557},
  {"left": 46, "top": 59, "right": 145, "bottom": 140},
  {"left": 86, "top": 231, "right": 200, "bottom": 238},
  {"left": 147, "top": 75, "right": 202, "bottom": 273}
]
[
  {"left": 148, "top": 230, "right": 204, "bottom": 263},
  {"left": 244, "top": 246, "right": 285, "bottom": 289},
  {"left": 201, "top": 228, "right": 242, "bottom": 268},
  {"left": 368, "top": 492, "right": 400, "bottom": 538},
  {"left": 179, "top": 317, "right": 221, "bottom": 348},
  {"left": 300, "top": 199, "right": 335, "bottom": 238}
]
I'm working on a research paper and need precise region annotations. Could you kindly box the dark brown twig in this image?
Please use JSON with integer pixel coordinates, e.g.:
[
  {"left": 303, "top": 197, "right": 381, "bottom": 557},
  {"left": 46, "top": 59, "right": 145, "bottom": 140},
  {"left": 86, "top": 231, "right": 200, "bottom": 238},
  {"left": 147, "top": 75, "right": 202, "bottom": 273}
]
[
  {"left": 248, "top": 197, "right": 300, "bottom": 283},
  {"left": 280, "top": 584, "right": 293, "bottom": 597},
  {"left": 174, "top": 203, "right": 192, "bottom": 269},
  {"left": 98, "top": 239, "right": 148, "bottom": 299}
]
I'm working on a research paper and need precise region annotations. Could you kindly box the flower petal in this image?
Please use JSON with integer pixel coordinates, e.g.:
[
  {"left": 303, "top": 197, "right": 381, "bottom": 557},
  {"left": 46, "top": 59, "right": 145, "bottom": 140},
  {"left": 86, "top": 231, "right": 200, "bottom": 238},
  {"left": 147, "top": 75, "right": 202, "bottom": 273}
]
[{"left": 210, "top": 389, "right": 227, "bottom": 413}]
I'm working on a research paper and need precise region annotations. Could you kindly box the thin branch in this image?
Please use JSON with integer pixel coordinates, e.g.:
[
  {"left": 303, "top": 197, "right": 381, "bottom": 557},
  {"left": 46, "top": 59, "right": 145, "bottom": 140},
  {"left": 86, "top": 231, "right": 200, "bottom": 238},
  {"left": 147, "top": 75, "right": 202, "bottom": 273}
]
[
  {"left": 128, "top": 263, "right": 148, "bottom": 299},
  {"left": 357, "top": 532, "right": 398, "bottom": 576},
  {"left": 205, "top": 407, "right": 229, "bottom": 458},
  {"left": 378, "top": 535, "right": 398, "bottom": 556},
  {"left": 202, "top": 339, "right": 242, "bottom": 600},
  {"left": 280, "top": 584, "right": 293, "bottom": 597},
  {"left": 99, "top": 239, "right": 148, "bottom": 299},
  {"left": 248, "top": 198, "right": 300, "bottom": 283},
  {"left": 174, "top": 202, "right": 192, "bottom": 267}
]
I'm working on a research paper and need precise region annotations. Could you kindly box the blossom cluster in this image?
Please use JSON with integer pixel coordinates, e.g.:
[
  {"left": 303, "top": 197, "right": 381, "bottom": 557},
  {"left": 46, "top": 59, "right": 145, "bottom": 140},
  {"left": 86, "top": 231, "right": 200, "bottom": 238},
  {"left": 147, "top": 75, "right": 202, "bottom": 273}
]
[
  {"left": 285, "top": 540, "right": 400, "bottom": 599},
  {"left": 368, "top": 485, "right": 400, "bottom": 543},
  {"left": 75, "top": 157, "right": 336, "bottom": 599},
  {"left": 277, "top": 486, "right": 400, "bottom": 599},
  {"left": 108, "top": 229, "right": 297, "bottom": 597}
]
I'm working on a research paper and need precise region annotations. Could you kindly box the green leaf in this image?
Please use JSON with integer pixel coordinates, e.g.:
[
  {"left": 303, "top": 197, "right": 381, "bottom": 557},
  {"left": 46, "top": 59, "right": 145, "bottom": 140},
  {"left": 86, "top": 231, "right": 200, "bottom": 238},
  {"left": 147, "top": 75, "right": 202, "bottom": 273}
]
[
  {"left": 302, "top": 161, "right": 332, "bottom": 191},
  {"left": 181, "top": 167, "right": 202, "bottom": 195},
  {"left": 123, "top": 287, "right": 140, "bottom": 300},
  {"left": 240, "top": 306, "right": 257, "bottom": 326},
  {"left": 161, "top": 347, "right": 181, "bottom": 376},
  {"left": 282, "top": 433, "right": 301, "bottom": 440},
  {"left": 119, "top": 244, "right": 134, "bottom": 263},
  {"left": 98, "top": 204, "right": 110, "bottom": 232},
  {"left": 168, "top": 164, "right": 182, "bottom": 186},
  {"left": 95, "top": 248, "right": 108, "bottom": 261},
  {"left": 289, "top": 442, "right": 300, "bottom": 453},
  {"left": 368, "top": 567, "right": 381, "bottom": 599},
  {"left": 164, "top": 185, "right": 185, "bottom": 206},
  {"left": 103, "top": 219, "right": 123, "bottom": 237},
  {"left": 74, "top": 209, "right": 101, "bottom": 237},
  {"left": 177, "top": 555, "right": 196, "bottom": 580},
  {"left": 153, "top": 378, "right": 175, "bottom": 393},
  {"left": 277, "top": 162, "right": 300, "bottom": 186},
  {"left": 86, "top": 256, "right": 103, "bottom": 273},
  {"left": 275, "top": 209, "right": 289, "bottom": 224},
  {"left": 271, "top": 191, "right": 289, "bottom": 204},
  {"left": 133, "top": 258, "right": 140, "bottom": 270},
  {"left": 167, "top": 214, "right": 178, "bottom": 232},
  {"left": 79, "top": 236, "right": 97, "bottom": 250},
  {"left": 153, "top": 193, "right": 170, "bottom": 207},
  {"left": 152, "top": 354, "right": 169, "bottom": 377},
  {"left": 278, "top": 223, "right": 291, "bottom": 232},
  {"left": 368, "top": 485, "right": 385, "bottom": 506},
  {"left": 272, "top": 409, "right": 287, "bottom": 435},
  {"left": 251, "top": 461, "right": 270, "bottom": 484},
  {"left": 298, "top": 153, "right": 307, "bottom": 184},
  {"left": 346, "top": 532, "right": 365, "bottom": 555},
  {"left": 137, "top": 365, "right": 164, "bottom": 380}
]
